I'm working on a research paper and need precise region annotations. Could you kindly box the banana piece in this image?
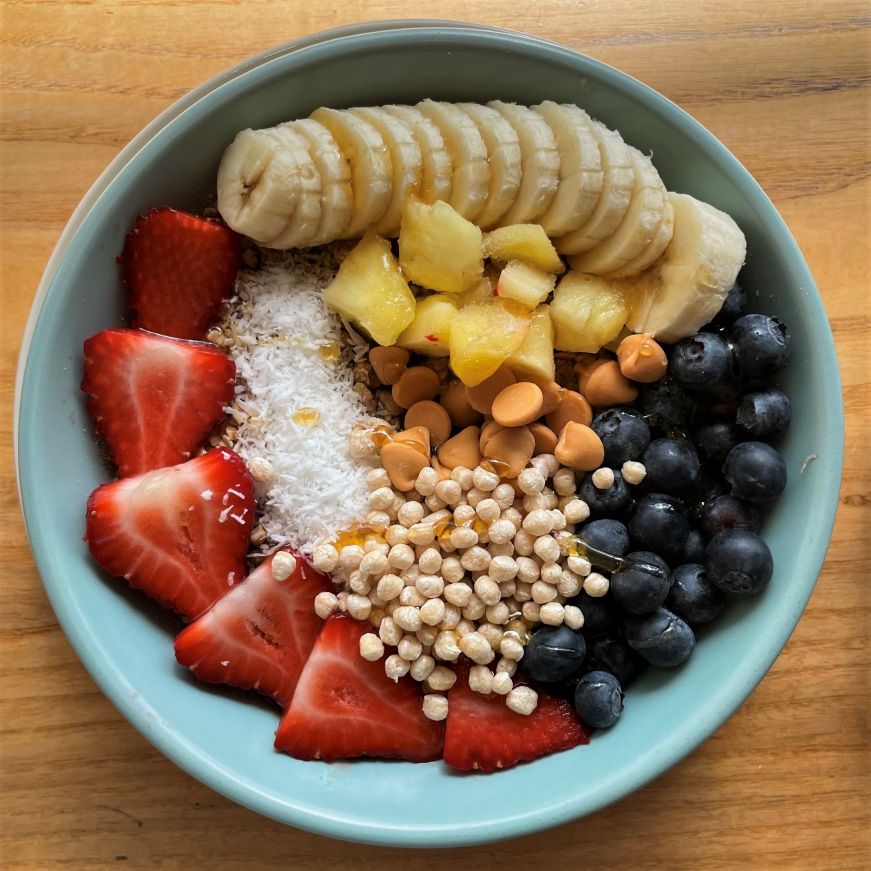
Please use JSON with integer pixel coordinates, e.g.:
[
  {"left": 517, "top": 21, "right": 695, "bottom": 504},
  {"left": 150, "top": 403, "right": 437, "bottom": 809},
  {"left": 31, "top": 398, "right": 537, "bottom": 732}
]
[
  {"left": 534, "top": 101, "right": 603, "bottom": 236},
  {"left": 349, "top": 106, "right": 421, "bottom": 236},
  {"left": 382, "top": 104, "right": 452, "bottom": 205},
  {"left": 457, "top": 102, "right": 522, "bottom": 229},
  {"left": 310, "top": 107, "right": 392, "bottom": 239},
  {"left": 568, "top": 147, "right": 670, "bottom": 276},
  {"left": 416, "top": 100, "right": 490, "bottom": 221},
  {"left": 610, "top": 194, "right": 674, "bottom": 277},
  {"left": 618, "top": 192, "right": 746, "bottom": 343},
  {"left": 488, "top": 101, "right": 560, "bottom": 225},
  {"left": 554, "top": 121, "right": 635, "bottom": 255}
]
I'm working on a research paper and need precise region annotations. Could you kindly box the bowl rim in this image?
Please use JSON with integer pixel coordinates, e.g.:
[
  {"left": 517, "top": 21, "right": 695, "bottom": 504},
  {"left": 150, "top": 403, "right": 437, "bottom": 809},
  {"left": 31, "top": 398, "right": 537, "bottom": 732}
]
[{"left": 15, "top": 20, "right": 844, "bottom": 848}]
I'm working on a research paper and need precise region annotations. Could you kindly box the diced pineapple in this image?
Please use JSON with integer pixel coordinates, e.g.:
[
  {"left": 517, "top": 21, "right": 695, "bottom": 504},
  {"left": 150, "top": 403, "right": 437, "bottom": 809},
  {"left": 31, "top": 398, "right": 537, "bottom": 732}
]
[
  {"left": 399, "top": 199, "right": 484, "bottom": 293},
  {"left": 397, "top": 294, "right": 459, "bottom": 356},
  {"left": 496, "top": 261, "right": 556, "bottom": 309},
  {"left": 507, "top": 305, "right": 555, "bottom": 382},
  {"left": 551, "top": 272, "right": 628, "bottom": 353},
  {"left": 449, "top": 299, "right": 532, "bottom": 387},
  {"left": 484, "top": 224, "right": 566, "bottom": 274},
  {"left": 458, "top": 275, "right": 495, "bottom": 308},
  {"left": 322, "top": 231, "right": 416, "bottom": 345}
]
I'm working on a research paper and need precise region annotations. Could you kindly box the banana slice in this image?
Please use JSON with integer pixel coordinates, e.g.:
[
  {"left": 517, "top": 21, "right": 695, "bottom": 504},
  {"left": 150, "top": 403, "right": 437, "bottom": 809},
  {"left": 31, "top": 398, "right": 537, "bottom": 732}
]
[
  {"left": 568, "top": 148, "right": 670, "bottom": 275},
  {"left": 457, "top": 102, "right": 522, "bottom": 229},
  {"left": 309, "top": 107, "right": 392, "bottom": 239},
  {"left": 488, "top": 101, "right": 560, "bottom": 225},
  {"left": 534, "top": 101, "right": 603, "bottom": 236},
  {"left": 554, "top": 121, "right": 635, "bottom": 255},
  {"left": 610, "top": 194, "right": 674, "bottom": 277},
  {"left": 417, "top": 99, "right": 490, "bottom": 221},
  {"left": 619, "top": 192, "right": 746, "bottom": 343},
  {"left": 382, "top": 104, "right": 452, "bottom": 205},
  {"left": 349, "top": 106, "right": 422, "bottom": 236}
]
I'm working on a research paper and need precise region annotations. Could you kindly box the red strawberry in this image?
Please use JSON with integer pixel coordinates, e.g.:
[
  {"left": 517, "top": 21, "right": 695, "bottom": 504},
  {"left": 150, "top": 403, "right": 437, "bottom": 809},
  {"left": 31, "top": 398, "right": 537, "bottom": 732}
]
[
  {"left": 85, "top": 449, "right": 254, "bottom": 621},
  {"left": 443, "top": 666, "right": 590, "bottom": 772},
  {"left": 119, "top": 208, "right": 242, "bottom": 340},
  {"left": 82, "top": 328, "right": 235, "bottom": 478},
  {"left": 174, "top": 550, "right": 331, "bottom": 707},
  {"left": 275, "top": 615, "right": 444, "bottom": 762}
]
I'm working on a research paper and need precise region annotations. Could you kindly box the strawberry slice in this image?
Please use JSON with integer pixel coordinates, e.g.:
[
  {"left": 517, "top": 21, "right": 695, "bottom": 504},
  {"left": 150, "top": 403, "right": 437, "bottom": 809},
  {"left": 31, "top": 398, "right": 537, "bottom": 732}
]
[
  {"left": 275, "top": 614, "right": 444, "bottom": 762},
  {"left": 119, "top": 208, "right": 242, "bottom": 340},
  {"left": 174, "top": 550, "right": 331, "bottom": 707},
  {"left": 82, "top": 328, "right": 235, "bottom": 478},
  {"left": 85, "top": 449, "right": 254, "bottom": 621},
  {"left": 443, "top": 666, "right": 590, "bottom": 772}
]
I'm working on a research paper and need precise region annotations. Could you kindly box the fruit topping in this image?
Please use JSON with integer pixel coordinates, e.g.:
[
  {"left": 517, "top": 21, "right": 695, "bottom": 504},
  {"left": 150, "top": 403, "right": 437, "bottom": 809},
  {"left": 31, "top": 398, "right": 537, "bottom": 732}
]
[
  {"left": 628, "top": 493, "right": 692, "bottom": 565},
  {"left": 625, "top": 607, "right": 696, "bottom": 668},
  {"left": 722, "top": 441, "right": 787, "bottom": 503},
  {"left": 736, "top": 388, "right": 792, "bottom": 438},
  {"left": 519, "top": 624, "right": 586, "bottom": 683},
  {"left": 729, "top": 313, "right": 791, "bottom": 379},
  {"left": 705, "top": 529, "right": 774, "bottom": 596},
  {"left": 591, "top": 407, "right": 651, "bottom": 465},
  {"left": 574, "top": 670, "right": 623, "bottom": 728},
  {"left": 669, "top": 332, "right": 733, "bottom": 390},
  {"left": 665, "top": 563, "right": 725, "bottom": 624},
  {"left": 640, "top": 437, "right": 702, "bottom": 497}
]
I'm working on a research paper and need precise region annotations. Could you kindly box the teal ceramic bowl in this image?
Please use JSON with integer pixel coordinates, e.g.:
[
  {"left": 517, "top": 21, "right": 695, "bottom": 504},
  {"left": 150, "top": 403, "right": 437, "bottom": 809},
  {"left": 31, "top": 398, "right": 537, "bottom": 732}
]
[{"left": 16, "top": 21, "right": 843, "bottom": 847}]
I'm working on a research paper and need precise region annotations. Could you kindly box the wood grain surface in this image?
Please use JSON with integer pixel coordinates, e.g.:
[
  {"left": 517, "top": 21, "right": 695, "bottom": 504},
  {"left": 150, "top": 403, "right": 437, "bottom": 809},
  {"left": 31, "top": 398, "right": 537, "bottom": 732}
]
[{"left": 1, "top": 2, "right": 868, "bottom": 869}]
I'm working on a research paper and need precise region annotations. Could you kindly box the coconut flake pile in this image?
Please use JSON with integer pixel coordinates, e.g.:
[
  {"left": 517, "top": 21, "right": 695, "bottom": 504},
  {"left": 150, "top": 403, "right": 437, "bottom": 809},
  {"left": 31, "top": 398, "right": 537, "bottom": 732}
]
[{"left": 223, "top": 248, "right": 374, "bottom": 554}]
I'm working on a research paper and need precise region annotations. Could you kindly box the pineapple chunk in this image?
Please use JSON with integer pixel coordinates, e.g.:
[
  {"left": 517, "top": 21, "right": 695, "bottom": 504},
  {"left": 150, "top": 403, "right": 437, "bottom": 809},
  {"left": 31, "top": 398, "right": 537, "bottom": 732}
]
[
  {"left": 496, "top": 261, "right": 556, "bottom": 309},
  {"left": 484, "top": 224, "right": 566, "bottom": 274},
  {"left": 507, "top": 305, "right": 555, "bottom": 382},
  {"left": 322, "top": 232, "right": 415, "bottom": 345},
  {"left": 449, "top": 299, "right": 532, "bottom": 386},
  {"left": 399, "top": 199, "right": 483, "bottom": 293},
  {"left": 458, "top": 275, "right": 495, "bottom": 308},
  {"left": 551, "top": 272, "right": 628, "bottom": 353},
  {"left": 397, "top": 294, "right": 459, "bottom": 356}
]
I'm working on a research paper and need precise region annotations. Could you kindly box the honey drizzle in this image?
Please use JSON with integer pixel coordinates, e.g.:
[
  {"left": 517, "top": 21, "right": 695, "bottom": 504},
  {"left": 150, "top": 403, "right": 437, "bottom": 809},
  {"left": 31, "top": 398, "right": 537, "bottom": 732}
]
[{"left": 292, "top": 407, "right": 321, "bottom": 426}]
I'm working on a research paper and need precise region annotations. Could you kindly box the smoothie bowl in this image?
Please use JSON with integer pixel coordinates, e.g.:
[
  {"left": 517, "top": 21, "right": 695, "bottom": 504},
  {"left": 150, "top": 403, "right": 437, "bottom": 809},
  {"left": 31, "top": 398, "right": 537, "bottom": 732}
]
[{"left": 15, "top": 21, "right": 843, "bottom": 847}]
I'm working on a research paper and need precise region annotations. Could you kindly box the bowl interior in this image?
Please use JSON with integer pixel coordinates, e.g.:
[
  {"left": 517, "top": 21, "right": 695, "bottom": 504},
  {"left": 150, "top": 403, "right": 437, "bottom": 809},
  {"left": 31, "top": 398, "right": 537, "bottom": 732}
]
[{"left": 17, "top": 24, "right": 843, "bottom": 847}]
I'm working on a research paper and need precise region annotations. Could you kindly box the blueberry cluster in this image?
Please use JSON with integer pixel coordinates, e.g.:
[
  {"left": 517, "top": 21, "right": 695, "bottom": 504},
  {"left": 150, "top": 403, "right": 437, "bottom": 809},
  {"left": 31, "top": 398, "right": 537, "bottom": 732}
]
[{"left": 520, "top": 284, "right": 792, "bottom": 730}]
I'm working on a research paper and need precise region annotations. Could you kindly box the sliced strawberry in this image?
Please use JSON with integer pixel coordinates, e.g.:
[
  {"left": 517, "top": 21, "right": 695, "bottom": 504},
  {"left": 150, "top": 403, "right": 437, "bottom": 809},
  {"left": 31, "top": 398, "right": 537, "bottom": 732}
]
[
  {"left": 85, "top": 449, "right": 254, "bottom": 621},
  {"left": 444, "top": 666, "right": 590, "bottom": 772},
  {"left": 174, "top": 550, "right": 331, "bottom": 707},
  {"left": 82, "top": 328, "right": 235, "bottom": 478},
  {"left": 275, "top": 614, "right": 444, "bottom": 762},
  {"left": 119, "top": 208, "right": 242, "bottom": 340}
]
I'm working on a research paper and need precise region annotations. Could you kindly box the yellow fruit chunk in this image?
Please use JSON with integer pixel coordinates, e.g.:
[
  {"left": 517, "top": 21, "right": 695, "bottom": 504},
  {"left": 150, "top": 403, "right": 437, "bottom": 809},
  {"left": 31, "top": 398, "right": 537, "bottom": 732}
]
[
  {"left": 457, "top": 276, "right": 495, "bottom": 308},
  {"left": 551, "top": 272, "right": 628, "bottom": 353},
  {"left": 449, "top": 299, "right": 532, "bottom": 387},
  {"left": 507, "top": 305, "right": 555, "bottom": 381},
  {"left": 496, "top": 260, "right": 556, "bottom": 309},
  {"left": 322, "top": 232, "right": 415, "bottom": 345},
  {"left": 399, "top": 199, "right": 484, "bottom": 293},
  {"left": 397, "top": 294, "right": 459, "bottom": 356},
  {"left": 484, "top": 224, "right": 566, "bottom": 274}
]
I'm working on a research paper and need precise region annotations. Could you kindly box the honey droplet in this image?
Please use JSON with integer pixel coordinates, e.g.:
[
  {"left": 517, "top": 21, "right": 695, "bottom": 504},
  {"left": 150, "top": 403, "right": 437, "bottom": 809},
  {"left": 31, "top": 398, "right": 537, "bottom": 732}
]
[
  {"left": 292, "top": 407, "right": 321, "bottom": 426},
  {"left": 333, "top": 524, "right": 379, "bottom": 550},
  {"left": 318, "top": 341, "right": 341, "bottom": 362}
]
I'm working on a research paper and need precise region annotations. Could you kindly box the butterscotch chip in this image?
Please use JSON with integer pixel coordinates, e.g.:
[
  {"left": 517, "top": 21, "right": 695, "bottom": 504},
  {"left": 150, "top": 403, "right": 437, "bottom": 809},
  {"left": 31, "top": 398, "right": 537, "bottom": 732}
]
[
  {"left": 381, "top": 441, "right": 429, "bottom": 491},
  {"left": 440, "top": 379, "right": 483, "bottom": 428},
  {"left": 430, "top": 456, "right": 454, "bottom": 480},
  {"left": 491, "top": 382, "right": 544, "bottom": 428},
  {"left": 575, "top": 357, "right": 609, "bottom": 394},
  {"left": 392, "top": 366, "right": 441, "bottom": 409},
  {"left": 369, "top": 346, "right": 410, "bottom": 385},
  {"left": 533, "top": 379, "right": 564, "bottom": 415},
  {"left": 437, "top": 426, "right": 483, "bottom": 470},
  {"left": 616, "top": 333, "right": 668, "bottom": 383},
  {"left": 483, "top": 426, "right": 536, "bottom": 479},
  {"left": 546, "top": 390, "right": 593, "bottom": 434},
  {"left": 479, "top": 418, "right": 506, "bottom": 454},
  {"left": 466, "top": 367, "right": 516, "bottom": 415},
  {"left": 405, "top": 401, "right": 452, "bottom": 445},
  {"left": 394, "top": 425, "right": 431, "bottom": 456},
  {"left": 528, "top": 421, "right": 559, "bottom": 454},
  {"left": 554, "top": 421, "right": 605, "bottom": 472},
  {"left": 584, "top": 360, "right": 639, "bottom": 407}
]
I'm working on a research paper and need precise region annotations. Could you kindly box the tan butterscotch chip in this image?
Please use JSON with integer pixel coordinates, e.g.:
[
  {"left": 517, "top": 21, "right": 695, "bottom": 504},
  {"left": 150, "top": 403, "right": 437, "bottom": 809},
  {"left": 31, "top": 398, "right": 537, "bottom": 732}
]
[
  {"left": 381, "top": 441, "right": 429, "bottom": 491},
  {"left": 532, "top": 379, "right": 564, "bottom": 416},
  {"left": 466, "top": 367, "right": 516, "bottom": 415},
  {"left": 491, "top": 382, "right": 544, "bottom": 428},
  {"left": 584, "top": 360, "right": 639, "bottom": 407},
  {"left": 394, "top": 426, "right": 431, "bottom": 456},
  {"left": 479, "top": 418, "right": 506, "bottom": 454},
  {"left": 528, "top": 422, "right": 559, "bottom": 454},
  {"left": 576, "top": 357, "right": 609, "bottom": 394},
  {"left": 369, "top": 346, "right": 410, "bottom": 386},
  {"left": 392, "top": 366, "right": 441, "bottom": 409},
  {"left": 616, "top": 333, "right": 668, "bottom": 383},
  {"left": 545, "top": 390, "right": 593, "bottom": 434},
  {"left": 405, "top": 401, "right": 452, "bottom": 445},
  {"left": 440, "top": 379, "right": 483, "bottom": 428},
  {"left": 554, "top": 421, "right": 605, "bottom": 472},
  {"left": 437, "top": 426, "right": 483, "bottom": 470},
  {"left": 430, "top": 456, "right": 454, "bottom": 480},
  {"left": 484, "top": 426, "right": 536, "bottom": 479}
]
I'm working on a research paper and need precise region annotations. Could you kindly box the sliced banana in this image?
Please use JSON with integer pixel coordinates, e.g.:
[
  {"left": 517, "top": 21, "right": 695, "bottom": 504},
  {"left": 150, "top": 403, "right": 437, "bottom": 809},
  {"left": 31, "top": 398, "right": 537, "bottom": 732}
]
[
  {"left": 457, "top": 102, "right": 522, "bottom": 229},
  {"left": 417, "top": 99, "right": 490, "bottom": 221},
  {"left": 534, "top": 101, "right": 603, "bottom": 236},
  {"left": 382, "top": 104, "right": 452, "bottom": 205},
  {"left": 568, "top": 148, "right": 670, "bottom": 275},
  {"left": 610, "top": 194, "right": 674, "bottom": 277},
  {"left": 554, "top": 121, "right": 635, "bottom": 255},
  {"left": 619, "top": 192, "right": 746, "bottom": 343},
  {"left": 349, "top": 106, "right": 422, "bottom": 236},
  {"left": 488, "top": 101, "right": 560, "bottom": 225},
  {"left": 310, "top": 107, "right": 392, "bottom": 239}
]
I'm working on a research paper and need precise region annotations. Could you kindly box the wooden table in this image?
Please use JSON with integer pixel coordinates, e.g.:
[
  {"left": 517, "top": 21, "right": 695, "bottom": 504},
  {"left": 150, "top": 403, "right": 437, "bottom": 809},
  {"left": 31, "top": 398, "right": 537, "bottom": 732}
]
[{"left": 1, "top": 2, "right": 868, "bottom": 868}]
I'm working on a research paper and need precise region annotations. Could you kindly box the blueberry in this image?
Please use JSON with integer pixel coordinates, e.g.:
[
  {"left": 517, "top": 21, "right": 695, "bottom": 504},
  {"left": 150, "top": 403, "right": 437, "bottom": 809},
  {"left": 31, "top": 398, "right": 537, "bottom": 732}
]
[
  {"left": 584, "top": 636, "right": 645, "bottom": 685},
  {"left": 625, "top": 608, "right": 696, "bottom": 667},
  {"left": 723, "top": 441, "right": 787, "bottom": 503},
  {"left": 705, "top": 529, "right": 773, "bottom": 596},
  {"left": 574, "top": 671, "right": 624, "bottom": 728},
  {"left": 670, "top": 333, "right": 733, "bottom": 390},
  {"left": 729, "top": 314, "right": 791, "bottom": 379},
  {"left": 591, "top": 407, "right": 651, "bottom": 465},
  {"left": 693, "top": 469, "right": 729, "bottom": 507},
  {"left": 628, "top": 493, "right": 691, "bottom": 564},
  {"left": 581, "top": 519, "right": 630, "bottom": 556},
  {"left": 569, "top": 591, "right": 619, "bottom": 638},
  {"left": 666, "top": 563, "right": 725, "bottom": 624},
  {"left": 640, "top": 438, "right": 701, "bottom": 496},
  {"left": 520, "top": 624, "right": 586, "bottom": 683},
  {"left": 695, "top": 422, "right": 743, "bottom": 465},
  {"left": 700, "top": 494, "right": 761, "bottom": 538},
  {"left": 578, "top": 470, "right": 632, "bottom": 518},
  {"left": 610, "top": 551, "right": 672, "bottom": 614},
  {"left": 736, "top": 389, "right": 791, "bottom": 438},
  {"left": 711, "top": 282, "right": 747, "bottom": 327},
  {"left": 682, "top": 528, "right": 708, "bottom": 564},
  {"left": 638, "top": 377, "right": 696, "bottom": 433}
]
